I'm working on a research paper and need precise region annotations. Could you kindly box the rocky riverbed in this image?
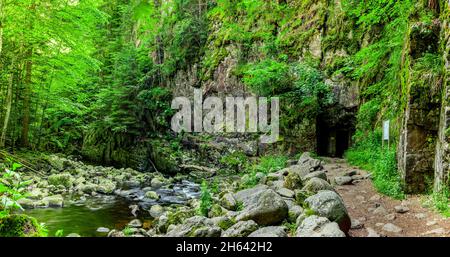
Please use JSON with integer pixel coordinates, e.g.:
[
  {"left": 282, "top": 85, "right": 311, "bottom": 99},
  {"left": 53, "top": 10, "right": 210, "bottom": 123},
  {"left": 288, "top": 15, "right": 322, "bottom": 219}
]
[{"left": 16, "top": 153, "right": 351, "bottom": 237}]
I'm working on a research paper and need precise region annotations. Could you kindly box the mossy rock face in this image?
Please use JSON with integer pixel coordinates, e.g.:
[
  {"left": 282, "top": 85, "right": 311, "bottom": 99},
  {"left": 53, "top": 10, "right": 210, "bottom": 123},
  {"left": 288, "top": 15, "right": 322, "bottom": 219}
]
[
  {"left": 48, "top": 173, "right": 74, "bottom": 188},
  {"left": 149, "top": 140, "right": 181, "bottom": 175},
  {"left": 0, "top": 215, "right": 47, "bottom": 237}
]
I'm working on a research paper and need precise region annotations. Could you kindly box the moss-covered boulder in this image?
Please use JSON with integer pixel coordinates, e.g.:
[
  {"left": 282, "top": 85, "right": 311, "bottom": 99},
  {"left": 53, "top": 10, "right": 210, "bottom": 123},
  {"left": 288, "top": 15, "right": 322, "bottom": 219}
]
[
  {"left": 145, "top": 191, "right": 160, "bottom": 200},
  {"left": 0, "top": 215, "right": 47, "bottom": 237},
  {"left": 97, "top": 178, "right": 116, "bottom": 194},
  {"left": 48, "top": 173, "right": 74, "bottom": 188}
]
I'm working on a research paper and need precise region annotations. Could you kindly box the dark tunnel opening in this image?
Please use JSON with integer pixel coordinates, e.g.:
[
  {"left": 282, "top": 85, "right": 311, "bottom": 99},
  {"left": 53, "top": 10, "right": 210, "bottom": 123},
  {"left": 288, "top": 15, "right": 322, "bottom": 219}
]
[{"left": 316, "top": 107, "right": 356, "bottom": 158}]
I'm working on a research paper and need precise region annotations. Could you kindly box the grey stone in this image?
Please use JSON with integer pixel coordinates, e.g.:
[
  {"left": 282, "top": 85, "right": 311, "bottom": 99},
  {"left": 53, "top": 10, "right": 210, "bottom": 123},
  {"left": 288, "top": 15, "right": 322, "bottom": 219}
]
[
  {"left": 287, "top": 204, "right": 304, "bottom": 223},
  {"left": 165, "top": 216, "right": 222, "bottom": 237},
  {"left": 276, "top": 188, "right": 295, "bottom": 198},
  {"left": 151, "top": 177, "right": 164, "bottom": 188},
  {"left": 235, "top": 187, "right": 288, "bottom": 226},
  {"left": 145, "top": 191, "right": 160, "bottom": 200},
  {"left": 366, "top": 227, "right": 380, "bottom": 237},
  {"left": 220, "top": 193, "right": 238, "bottom": 211},
  {"left": 302, "top": 170, "right": 328, "bottom": 181},
  {"left": 305, "top": 190, "right": 351, "bottom": 233},
  {"left": 222, "top": 220, "right": 258, "bottom": 237},
  {"left": 128, "top": 219, "right": 143, "bottom": 228},
  {"left": 296, "top": 215, "right": 345, "bottom": 237},
  {"left": 385, "top": 213, "right": 396, "bottom": 221},
  {"left": 97, "top": 179, "right": 116, "bottom": 194},
  {"left": 302, "top": 178, "right": 334, "bottom": 194},
  {"left": 97, "top": 227, "right": 110, "bottom": 233},
  {"left": 248, "top": 226, "right": 287, "bottom": 237},
  {"left": 66, "top": 233, "right": 81, "bottom": 237},
  {"left": 43, "top": 195, "right": 64, "bottom": 207},
  {"left": 334, "top": 176, "right": 353, "bottom": 185},
  {"left": 372, "top": 206, "right": 388, "bottom": 216},
  {"left": 394, "top": 205, "right": 410, "bottom": 213},
  {"left": 382, "top": 223, "right": 402, "bottom": 233},
  {"left": 149, "top": 205, "right": 164, "bottom": 218},
  {"left": 351, "top": 219, "right": 364, "bottom": 229}
]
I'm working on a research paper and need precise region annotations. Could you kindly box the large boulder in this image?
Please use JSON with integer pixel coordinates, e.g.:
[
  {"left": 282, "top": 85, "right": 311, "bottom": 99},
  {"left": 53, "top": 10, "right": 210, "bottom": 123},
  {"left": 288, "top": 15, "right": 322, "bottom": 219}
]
[
  {"left": 302, "top": 178, "right": 334, "bottom": 194},
  {"left": 297, "top": 152, "right": 323, "bottom": 172},
  {"left": 145, "top": 191, "right": 160, "bottom": 200},
  {"left": 149, "top": 205, "right": 165, "bottom": 218},
  {"left": 234, "top": 185, "right": 269, "bottom": 205},
  {"left": 48, "top": 173, "right": 74, "bottom": 188},
  {"left": 234, "top": 187, "right": 288, "bottom": 226},
  {"left": 165, "top": 216, "right": 222, "bottom": 237},
  {"left": 220, "top": 193, "right": 238, "bottom": 211},
  {"left": 285, "top": 200, "right": 304, "bottom": 222},
  {"left": 305, "top": 190, "right": 351, "bottom": 234},
  {"left": 296, "top": 215, "right": 345, "bottom": 237},
  {"left": 77, "top": 182, "right": 99, "bottom": 194},
  {"left": 222, "top": 220, "right": 258, "bottom": 237},
  {"left": 0, "top": 214, "right": 47, "bottom": 237},
  {"left": 46, "top": 155, "right": 67, "bottom": 171},
  {"left": 17, "top": 198, "right": 37, "bottom": 209},
  {"left": 283, "top": 170, "right": 303, "bottom": 190},
  {"left": 97, "top": 179, "right": 116, "bottom": 194},
  {"left": 43, "top": 194, "right": 64, "bottom": 207},
  {"left": 302, "top": 170, "right": 328, "bottom": 181},
  {"left": 248, "top": 226, "right": 288, "bottom": 237}
]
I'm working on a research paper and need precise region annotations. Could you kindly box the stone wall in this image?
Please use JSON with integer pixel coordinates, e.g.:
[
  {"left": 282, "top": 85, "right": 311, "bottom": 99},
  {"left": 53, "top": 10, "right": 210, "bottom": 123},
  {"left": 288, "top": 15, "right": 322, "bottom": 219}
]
[
  {"left": 398, "top": 20, "right": 442, "bottom": 193},
  {"left": 434, "top": 2, "right": 450, "bottom": 191}
]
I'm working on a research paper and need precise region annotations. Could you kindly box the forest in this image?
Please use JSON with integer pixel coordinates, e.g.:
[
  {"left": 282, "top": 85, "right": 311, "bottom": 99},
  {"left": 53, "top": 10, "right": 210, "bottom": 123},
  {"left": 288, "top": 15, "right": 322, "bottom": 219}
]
[{"left": 0, "top": 0, "right": 449, "bottom": 238}]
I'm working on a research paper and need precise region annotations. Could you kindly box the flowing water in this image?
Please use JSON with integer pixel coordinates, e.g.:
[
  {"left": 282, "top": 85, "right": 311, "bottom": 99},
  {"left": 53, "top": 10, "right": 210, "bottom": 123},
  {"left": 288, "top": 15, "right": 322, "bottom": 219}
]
[{"left": 22, "top": 180, "right": 201, "bottom": 237}]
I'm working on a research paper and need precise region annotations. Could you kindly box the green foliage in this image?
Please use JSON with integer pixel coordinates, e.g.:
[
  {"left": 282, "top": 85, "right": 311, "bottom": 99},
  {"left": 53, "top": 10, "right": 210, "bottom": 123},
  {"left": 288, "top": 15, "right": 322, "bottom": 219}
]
[
  {"left": 220, "top": 151, "right": 249, "bottom": 172},
  {"left": 137, "top": 86, "right": 174, "bottom": 130},
  {"left": 429, "top": 187, "right": 450, "bottom": 217},
  {"left": 282, "top": 220, "right": 297, "bottom": 235},
  {"left": 0, "top": 160, "right": 31, "bottom": 218},
  {"left": 253, "top": 155, "right": 288, "bottom": 175},
  {"left": 0, "top": 214, "right": 47, "bottom": 237},
  {"left": 242, "top": 155, "right": 288, "bottom": 188},
  {"left": 345, "top": 129, "right": 405, "bottom": 199},
  {"left": 242, "top": 59, "right": 293, "bottom": 96},
  {"left": 197, "top": 180, "right": 212, "bottom": 217},
  {"left": 355, "top": 99, "right": 381, "bottom": 132},
  {"left": 235, "top": 201, "right": 244, "bottom": 212},
  {"left": 122, "top": 226, "right": 134, "bottom": 236},
  {"left": 55, "top": 229, "right": 64, "bottom": 237},
  {"left": 339, "top": 0, "right": 416, "bottom": 124},
  {"left": 210, "top": 178, "right": 220, "bottom": 194},
  {"left": 241, "top": 59, "right": 332, "bottom": 138}
]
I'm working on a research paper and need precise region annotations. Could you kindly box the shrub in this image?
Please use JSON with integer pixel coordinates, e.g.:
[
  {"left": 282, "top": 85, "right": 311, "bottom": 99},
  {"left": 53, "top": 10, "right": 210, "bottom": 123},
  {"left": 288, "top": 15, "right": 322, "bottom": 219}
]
[
  {"left": 0, "top": 160, "right": 31, "bottom": 218},
  {"left": 242, "top": 155, "right": 288, "bottom": 188},
  {"left": 197, "top": 180, "right": 212, "bottom": 217},
  {"left": 220, "top": 151, "right": 249, "bottom": 172},
  {"left": 345, "top": 129, "right": 404, "bottom": 199}
]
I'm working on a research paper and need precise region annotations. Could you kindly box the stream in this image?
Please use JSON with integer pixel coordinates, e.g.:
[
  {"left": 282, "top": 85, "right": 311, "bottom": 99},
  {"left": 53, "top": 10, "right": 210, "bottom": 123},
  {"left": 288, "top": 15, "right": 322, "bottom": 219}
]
[{"left": 21, "top": 180, "right": 201, "bottom": 237}]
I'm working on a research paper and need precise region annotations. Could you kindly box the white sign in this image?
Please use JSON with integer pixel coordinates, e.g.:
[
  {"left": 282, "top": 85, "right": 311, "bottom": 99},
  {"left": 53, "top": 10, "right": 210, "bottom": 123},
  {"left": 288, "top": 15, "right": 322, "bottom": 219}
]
[{"left": 383, "top": 120, "right": 390, "bottom": 140}]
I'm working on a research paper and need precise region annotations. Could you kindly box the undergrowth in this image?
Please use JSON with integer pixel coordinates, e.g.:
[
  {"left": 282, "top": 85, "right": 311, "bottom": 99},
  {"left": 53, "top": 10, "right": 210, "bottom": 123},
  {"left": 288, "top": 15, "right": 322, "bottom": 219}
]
[{"left": 345, "top": 129, "right": 405, "bottom": 199}]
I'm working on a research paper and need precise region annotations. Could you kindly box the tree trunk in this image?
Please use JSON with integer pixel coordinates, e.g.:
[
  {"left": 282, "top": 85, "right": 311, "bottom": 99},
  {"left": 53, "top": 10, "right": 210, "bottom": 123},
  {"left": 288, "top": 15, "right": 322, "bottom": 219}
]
[
  {"left": 0, "top": 0, "right": 4, "bottom": 57},
  {"left": 428, "top": 0, "right": 439, "bottom": 12},
  {"left": 1, "top": 59, "right": 15, "bottom": 148},
  {"left": 21, "top": 48, "right": 32, "bottom": 147},
  {"left": 21, "top": 2, "right": 36, "bottom": 147}
]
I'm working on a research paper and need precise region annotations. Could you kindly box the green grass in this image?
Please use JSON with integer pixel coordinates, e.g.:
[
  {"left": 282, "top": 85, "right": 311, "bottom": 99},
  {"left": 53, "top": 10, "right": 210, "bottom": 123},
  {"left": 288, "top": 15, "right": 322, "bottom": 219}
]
[
  {"left": 242, "top": 155, "right": 288, "bottom": 188},
  {"left": 428, "top": 187, "right": 450, "bottom": 217},
  {"left": 345, "top": 130, "right": 405, "bottom": 199}
]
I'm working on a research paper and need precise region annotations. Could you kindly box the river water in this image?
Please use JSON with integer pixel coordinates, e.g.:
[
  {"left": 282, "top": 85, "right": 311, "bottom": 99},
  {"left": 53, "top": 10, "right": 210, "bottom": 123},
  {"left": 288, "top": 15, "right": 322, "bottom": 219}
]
[{"left": 22, "top": 180, "right": 201, "bottom": 237}]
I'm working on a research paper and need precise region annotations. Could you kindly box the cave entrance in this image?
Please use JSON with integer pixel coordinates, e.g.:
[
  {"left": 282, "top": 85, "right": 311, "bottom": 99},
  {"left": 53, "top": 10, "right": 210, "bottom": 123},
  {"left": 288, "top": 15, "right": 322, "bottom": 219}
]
[{"left": 316, "top": 108, "right": 356, "bottom": 158}]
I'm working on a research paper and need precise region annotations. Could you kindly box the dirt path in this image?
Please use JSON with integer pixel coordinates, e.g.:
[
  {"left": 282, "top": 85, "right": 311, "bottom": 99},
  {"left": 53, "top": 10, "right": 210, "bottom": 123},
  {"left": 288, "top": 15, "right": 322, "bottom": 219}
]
[{"left": 323, "top": 157, "right": 450, "bottom": 237}]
